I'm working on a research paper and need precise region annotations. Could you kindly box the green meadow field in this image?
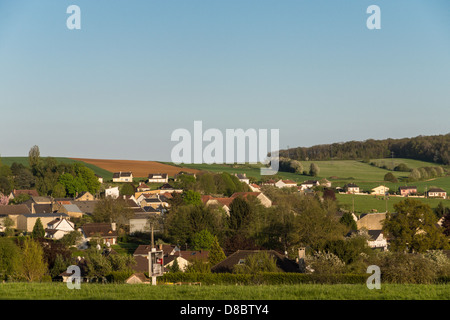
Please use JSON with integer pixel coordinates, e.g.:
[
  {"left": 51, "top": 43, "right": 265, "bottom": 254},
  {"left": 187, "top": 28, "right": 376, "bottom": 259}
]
[
  {"left": 336, "top": 194, "right": 450, "bottom": 215},
  {"left": 168, "top": 158, "right": 450, "bottom": 191},
  {"left": 1, "top": 282, "right": 450, "bottom": 300}
]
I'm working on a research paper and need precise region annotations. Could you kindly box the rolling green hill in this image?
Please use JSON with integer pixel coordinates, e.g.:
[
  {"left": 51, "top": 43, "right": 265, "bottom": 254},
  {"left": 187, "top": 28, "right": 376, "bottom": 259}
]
[{"left": 165, "top": 158, "right": 450, "bottom": 195}]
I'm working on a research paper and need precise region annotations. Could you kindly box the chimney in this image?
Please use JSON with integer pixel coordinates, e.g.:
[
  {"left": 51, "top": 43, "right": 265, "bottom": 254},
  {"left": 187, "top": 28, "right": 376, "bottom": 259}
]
[
  {"left": 111, "top": 222, "right": 116, "bottom": 231},
  {"left": 31, "top": 202, "right": 35, "bottom": 214},
  {"left": 298, "top": 247, "right": 305, "bottom": 260}
]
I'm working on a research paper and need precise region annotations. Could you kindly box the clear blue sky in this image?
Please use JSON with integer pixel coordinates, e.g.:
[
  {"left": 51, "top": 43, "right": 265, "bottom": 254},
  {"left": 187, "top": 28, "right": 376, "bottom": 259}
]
[{"left": 0, "top": 0, "right": 449, "bottom": 161}]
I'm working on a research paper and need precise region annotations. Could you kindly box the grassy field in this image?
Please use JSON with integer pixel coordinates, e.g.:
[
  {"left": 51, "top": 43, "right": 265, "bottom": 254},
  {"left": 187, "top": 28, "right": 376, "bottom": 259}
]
[
  {"left": 336, "top": 194, "right": 450, "bottom": 215},
  {"left": 0, "top": 282, "right": 450, "bottom": 300},
  {"left": 170, "top": 158, "right": 450, "bottom": 192}
]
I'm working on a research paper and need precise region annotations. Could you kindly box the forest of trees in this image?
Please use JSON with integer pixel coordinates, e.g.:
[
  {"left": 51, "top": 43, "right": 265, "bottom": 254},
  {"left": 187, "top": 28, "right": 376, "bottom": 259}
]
[
  {"left": 0, "top": 146, "right": 101, "bottom": 198},
  {"left": 278, "top": 134, "right": 450, "bottom": 165}
]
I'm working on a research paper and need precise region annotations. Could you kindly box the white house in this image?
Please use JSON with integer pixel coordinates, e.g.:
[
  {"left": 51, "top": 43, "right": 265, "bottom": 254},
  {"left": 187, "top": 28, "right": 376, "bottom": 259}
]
[
  {"left": 112, "top": 171, "right": 133, "bottom": 183},
  {"left": 275, "top": 179, "right": 297, "bottom": 189},
  {"left": 105, "top": 186, "right": 120, "bottom": 199},
  {"left": 300, "top": 180, "right": 319, "bottom": 190},
  {"left": 45, "top": 218, "right": 75, "bottom": 240},
  {"left": 371, "top": 185, "right": 390, "bottom": 196},
  {"left": 147, "top": 173, "right": 168, "bottom": 184},
  {"left": 345, "top": 183, "right": 360, "bottom": 194},
  {"left": 427, "top": 188, "right": 447, "bottom": 199},
  {"left": 235, "top": 173, "right": 250, "bottom": 185},
  {"left": 367, "top": 230, "right": 388, "bottom": 250}
]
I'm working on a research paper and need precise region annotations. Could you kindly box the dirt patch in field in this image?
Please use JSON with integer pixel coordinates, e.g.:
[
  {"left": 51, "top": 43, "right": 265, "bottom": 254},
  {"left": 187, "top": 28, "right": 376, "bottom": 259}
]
[{"left": 71, "top": 158, "right": 200, "bottom": 178}]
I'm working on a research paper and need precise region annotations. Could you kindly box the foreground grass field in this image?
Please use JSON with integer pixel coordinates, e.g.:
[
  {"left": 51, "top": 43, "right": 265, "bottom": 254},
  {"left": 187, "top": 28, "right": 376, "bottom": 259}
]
[{"left": 1, "top": 282, "right": 450, "bottom": 300}]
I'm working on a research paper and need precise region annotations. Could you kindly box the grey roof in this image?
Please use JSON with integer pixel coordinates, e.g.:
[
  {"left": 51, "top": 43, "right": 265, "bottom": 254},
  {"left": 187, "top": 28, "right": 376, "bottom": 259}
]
[
  {"left": 63, "top": 204, "right": 83, "bottom": 213},
  {"left": 367, "top": 230, "right": 383, "bottom": 240},
  {"left": 33, "top": 204, "right": 54, "bottom": 214},
  {"left": 72, "top": 200, "right": 98, "bottom": 215}
]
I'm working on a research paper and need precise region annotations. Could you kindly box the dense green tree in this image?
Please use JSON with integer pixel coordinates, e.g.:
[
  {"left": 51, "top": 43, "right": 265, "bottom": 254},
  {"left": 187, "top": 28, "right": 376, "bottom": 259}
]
[
  {"left": 183, "top": 190, "right": 202, "bottom": 206},
  {"left": 279, "top": 134, "right": 450, "bottom": 165},
  {"left": 228, "top": 197, "right": 252, "bottom": 235},
  {"left": 49, "top": 254, "right": 70, "bottom": 278},
  {"left": 32, "top": 218, "right": 45, "bottom": 239},
  {"left": 208, "top": 236, "right": 226, "bottom": 266},
  {"left": 190, "top": 229, "right": 215, "bottom": 251},
  {"left": 232, "top": 251, "right": 280, "bottom": 274},
  {"left": 309, "top": 163, "right": 320, "bottom": 177},
  {"left": 408, "top": 168, "right": 421, "bottom": 182},
  {"left": 434, "top": 202, "right": 450, "bottom": 220},
  {"left": 384, "top": 172, "right": 398, "bottom": 183},
  {"left": 28, "top": 145, "right": 41, "bottom": 173},
  {"left": 197, "top": 173, "right": 216, "bottom": 194},
  {"left": 176, "top": 174, "right": 197, "bottom": 191},
  {"left": 60, "top": 230, "right": 83, "bottom": 247},
  {"left": 92, "top": 197, "right": 134, "bottom": 227},
  {"left": 73, "top": 163, "right": 101, "bottom": 194},
  {"left": 0, "top": 238, "right": 22, "bottom": 280},
  {"left": 17, "top": 238, "right": 48, "bottom": 282},
  {"left": 52, "top": 183, "right": 66, "bottom": 198},
  {"left": 120, "top": 183, "right": 135, "bottom": 196},
  {"left": 394, "top": 163, "right": 411, "bottom": 172},
  {"left": 293, "top": 196, "right": 346, "bottom": 252},
  {"left": 383, "top": 199, "right": 448, "bottom": 253},
  {"left": 168, "top": 258, "right": 181, "bottom": 273},
  {"left": 339, "top": 212, "right": 357, "bottom": 231}
]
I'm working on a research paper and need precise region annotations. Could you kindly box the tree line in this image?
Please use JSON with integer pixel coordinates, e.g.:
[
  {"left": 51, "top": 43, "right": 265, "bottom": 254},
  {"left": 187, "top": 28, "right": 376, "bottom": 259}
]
[{"left": 278, "top": 133, "right": 450, "bottom": 165}]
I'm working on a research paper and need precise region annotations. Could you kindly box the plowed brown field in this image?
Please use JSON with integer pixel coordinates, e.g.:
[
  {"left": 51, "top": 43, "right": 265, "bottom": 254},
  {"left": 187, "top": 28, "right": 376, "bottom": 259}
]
[{"left": 71, "top": 158, "right": 200, "bottom": 178}]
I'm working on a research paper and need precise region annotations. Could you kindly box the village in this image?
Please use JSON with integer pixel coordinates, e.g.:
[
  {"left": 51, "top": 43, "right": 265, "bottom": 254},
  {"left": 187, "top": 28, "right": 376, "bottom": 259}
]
[{"left": 1, "top": 164, "right": 448, "bottom": 285}]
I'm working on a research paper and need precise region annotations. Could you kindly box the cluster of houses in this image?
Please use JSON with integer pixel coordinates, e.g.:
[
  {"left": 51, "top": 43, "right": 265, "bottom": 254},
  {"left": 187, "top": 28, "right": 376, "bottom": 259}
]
[
  {"left": 333, "top": 183, "right": 447, "bottom": 199},
  {"left": 1, "top": 169, "right": 448, "bottom": 284}
]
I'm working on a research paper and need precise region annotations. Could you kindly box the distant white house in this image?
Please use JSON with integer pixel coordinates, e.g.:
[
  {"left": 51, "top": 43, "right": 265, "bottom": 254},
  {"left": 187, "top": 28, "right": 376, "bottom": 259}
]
[
  {"left": 112, "top": 171, "right": 133, "bottom": 183},
  {"left": 147, "top": 173, "right": 168, "bottom": 184},
  {"left": 427, "top": 188, "right": 447, "bottom": 199},
  {"left": 367, "top": 230, "right": 388, "bottom": 251},
  {"left": 300, "top": 180, "right": 319, "bottom": 190},
  {"left": 275, "top": 179, "right": 297, "bottom": 189},
  {"left": 45, "top": 218, "right": 75, "bottom": 240},
  {"left": 345, "top": 183, "right": 360, "bottom": 194},
  {"left": 235, "top": 173, "right": 250, "bottom": 185},
  {"left": 105, "top": 186, "right": 120, "bottom": 199},
  {"left": 371, "top": 185, "right": 389, "bottom": 196}
]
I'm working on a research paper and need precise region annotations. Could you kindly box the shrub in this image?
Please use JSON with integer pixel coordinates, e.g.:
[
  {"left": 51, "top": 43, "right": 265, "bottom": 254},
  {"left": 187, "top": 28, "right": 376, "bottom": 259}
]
[
  {"left": 106, "top": 270, "right": 134, "bottom": 283},
  {"left": 158, "top": 272, "right": 367, "bottom": 285},
  {"left": 394, "top": 163, "right": 411, "bottom": 172},
  {"left": 304, "top": 252, "right": 346, "bottom": 274},
  {"left": 378, "top": 252, "right": 437, "bottom": 284},
  {"left": 384, "top": 172, "right": 398, "bottom": 183}
]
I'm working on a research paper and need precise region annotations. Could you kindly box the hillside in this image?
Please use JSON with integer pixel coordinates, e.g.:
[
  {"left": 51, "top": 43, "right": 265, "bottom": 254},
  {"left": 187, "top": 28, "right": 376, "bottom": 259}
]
[
  {"left": 175, "top": 158, "right": 450, "bottom": 193},
  {"left": 71, "top": 158, "right": 200, "bottom": 179}
]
